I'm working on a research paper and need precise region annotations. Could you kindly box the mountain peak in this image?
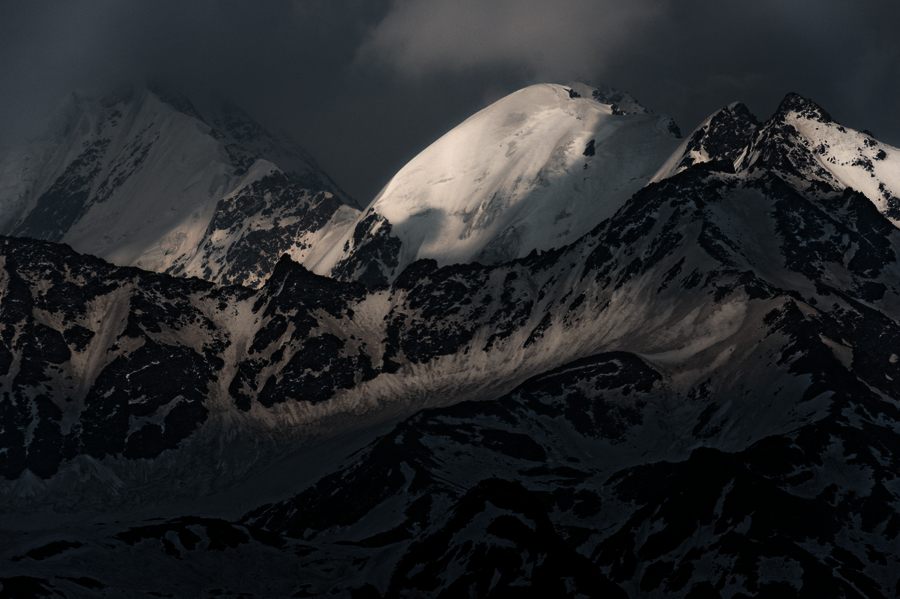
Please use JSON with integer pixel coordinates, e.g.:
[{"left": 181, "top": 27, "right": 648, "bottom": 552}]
[
  {"left": 567, "top": 81, "right": 652, "bottom": 115},
  {"left": 729, "top": 92, "right": 900, "bottom": 227},
  {"left": 146, "top": 82, "right": 207, "bottom": 123},
  {"left": 651, "top": 101, "right": 759, "bottom": 181},
  {"left": 0, "top": 82, "right": 362, "bottom": 287},
  {"left": 774, "top": 92, "right": 834, "bottom": 124},
  {"left": 316, "top": 82, "right": 682, "bottom": 285}
]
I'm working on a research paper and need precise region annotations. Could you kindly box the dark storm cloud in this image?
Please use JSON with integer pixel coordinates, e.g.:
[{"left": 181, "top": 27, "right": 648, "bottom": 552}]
[
  {"left": 356, "top": 0, "right": 665, "bottom": 79},
  {"left": 1, "top": 1, "right": 898, "bottom": 204},
  {"left": 358, "top": 0, "right": 900, "bottom": 145},
  {"left": 605, "top": 1, "right": 900, "bottom": 146}
]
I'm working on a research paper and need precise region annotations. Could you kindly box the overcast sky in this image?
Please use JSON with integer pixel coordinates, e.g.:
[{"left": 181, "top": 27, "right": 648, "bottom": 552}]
[{"left": 1, "top": 0, "right": 898, "bottom": 203}]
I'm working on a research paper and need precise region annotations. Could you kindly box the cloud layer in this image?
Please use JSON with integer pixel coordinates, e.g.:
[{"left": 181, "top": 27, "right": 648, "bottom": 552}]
[
  {"left": 1, "top": 0, "right": 898, "bottom": 203},
  {"left": 357, "top": 0, "right": 666, "bottom": 80}
]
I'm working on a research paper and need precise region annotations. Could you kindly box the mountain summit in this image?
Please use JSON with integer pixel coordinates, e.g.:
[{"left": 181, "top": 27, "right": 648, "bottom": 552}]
[
  {"left": 314, "top": 82, "right": 683, "bottom": 286},
  {"left": 0, "top": 84, "right": 360, "bottom": 287},
  {"left": 736, "top": 93, "right": 900, "bottom": 224}
]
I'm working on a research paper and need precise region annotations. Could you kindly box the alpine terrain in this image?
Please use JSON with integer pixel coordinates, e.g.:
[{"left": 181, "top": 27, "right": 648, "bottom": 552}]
[
  {"left": 314, "top": 82, "right": 683, "bottom": 287},
  {"left": 0, "top": 84, "right": 360, "bottom": 288},
  {"left": 0, "top": 82, "right": 899, "bottom": 598}
]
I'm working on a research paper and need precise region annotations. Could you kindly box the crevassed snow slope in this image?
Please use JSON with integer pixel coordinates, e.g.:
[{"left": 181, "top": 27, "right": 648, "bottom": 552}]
[
  {"left": 315, "top": 83, "right": 682, "bottom": 282},
  {"left": 0, "top": 85, "right": 358, "bottom": 287}
]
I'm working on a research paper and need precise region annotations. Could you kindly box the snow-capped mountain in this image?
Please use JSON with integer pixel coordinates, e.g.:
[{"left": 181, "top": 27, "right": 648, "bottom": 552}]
[
  {"left": 0, "top": 84, "right": 359, "bottom": 288},
  {"left": 738, "top": 93, "right": 900, "bottom": 224},
  {"left": 651, "top": 101, "right": 761, "bottom": 181},
  {"left": 314, "top": 82, "right": 683, "bottom": 286},
  {"left": 2, "top": 88, "right": 900, "bottom": 597}
]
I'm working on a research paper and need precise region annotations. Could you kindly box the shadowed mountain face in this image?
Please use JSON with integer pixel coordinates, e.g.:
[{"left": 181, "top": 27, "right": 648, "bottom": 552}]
[
  {"left": 0, "top": 85, "right": 360, "bottom": 289},
  {"left": 1, "top": 89, "right": 899, "bottom": 597}
]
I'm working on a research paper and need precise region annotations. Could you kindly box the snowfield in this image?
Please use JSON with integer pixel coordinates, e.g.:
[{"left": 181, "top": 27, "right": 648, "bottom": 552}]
[{"left": 314, "top": 83, "right": 683, "bottom": 283}]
